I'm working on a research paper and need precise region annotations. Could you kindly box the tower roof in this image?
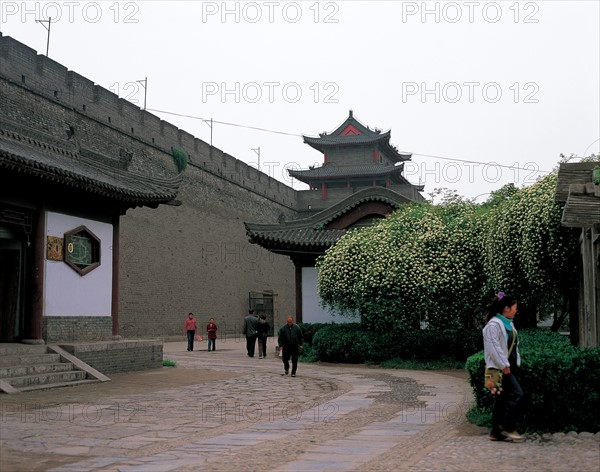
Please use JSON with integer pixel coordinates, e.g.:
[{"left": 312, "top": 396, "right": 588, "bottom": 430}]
[
  {"left": 289, "top": 163, "right": 412, "bottom": 186},
  {"left": 244, "top": 187, "right": 414, "bottom": 253},
  {"left": 302, "top": 110, "right": 410, "bottom": 163}
]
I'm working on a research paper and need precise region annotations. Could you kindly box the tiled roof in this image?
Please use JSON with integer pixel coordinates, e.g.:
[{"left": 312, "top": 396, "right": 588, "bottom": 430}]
[
  {"left": 556, "top": 162, "right": 599, "bottom": 227},
  {"left": 289, "top": 163, "right": 403, "bottom": 179},
  {"left": 555, "top": 162, "right": 596, "bottom": 201},
  {"left": 328, "top": 111, "right": 377, "bottom": 136},
  {"left": 0, "top": 129, "right": 181, "bottom": 207},
  {"left": 562, "top": 182, "right": 600, "bottom": 227},
  {"left": 303, "top": 130, "right": 391, "bottom": 147},
  {"left": 302, "top": 112, "right": 411, "bottom": 163},
  {"left": 245, "top": 187, "right": 413, "bottom": 249}
]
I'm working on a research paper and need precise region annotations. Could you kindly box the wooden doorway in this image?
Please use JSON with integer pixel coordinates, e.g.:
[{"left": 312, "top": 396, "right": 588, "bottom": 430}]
[
  {"left": 249, "top": 291, "right": 274, "bottom": 336},
  {"left": 0, "top": 233, "right": 23, "bottom": 342}
]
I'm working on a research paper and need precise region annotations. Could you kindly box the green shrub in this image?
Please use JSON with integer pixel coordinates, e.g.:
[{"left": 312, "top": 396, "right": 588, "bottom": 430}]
[
  {"left": 312, "top": 323, "right": 369, "bottom": 363},
  {"left": 163, "top": 359, "right": 177, "bottom": 367},
  {"left": 465, "top": 329, "right": 600, "bottom": 432},
  {"left": 297, "top": 323, "right": 329, "bottom": 346},
  {"left": 309, "top": 324, "right": 481, "bottom": 365},
  {"left": 171, "top": 147, "right": 188, "bottom": 172}
]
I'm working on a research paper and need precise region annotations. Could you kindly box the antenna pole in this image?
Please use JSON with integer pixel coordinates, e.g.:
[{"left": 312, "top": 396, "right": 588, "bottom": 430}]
[
  {"left": 36, "top": 17, "right": 51, "bottom": 56},
  {"left": 136, "top": 77, "right": 148, "bottom": 110},
  {"left": 252, "top": 146, "right": 261, "bottom": 171}
]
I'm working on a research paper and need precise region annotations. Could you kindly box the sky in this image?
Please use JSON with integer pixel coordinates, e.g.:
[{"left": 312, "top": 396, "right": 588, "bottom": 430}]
[{"left": 1, "top": 0, "right": 599, "bottom": 202}]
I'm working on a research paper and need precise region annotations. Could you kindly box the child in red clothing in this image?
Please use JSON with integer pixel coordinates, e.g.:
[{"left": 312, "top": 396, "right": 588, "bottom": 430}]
[{"left": 206, "top": 318, "right": 218, "bottom": 351}]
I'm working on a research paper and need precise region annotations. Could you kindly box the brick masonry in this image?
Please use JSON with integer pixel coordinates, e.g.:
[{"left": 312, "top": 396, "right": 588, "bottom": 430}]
[
  {"left": 43, "top": 316, "right": 113, "bottom": 343},
  {"left": 0, "top": 34, "right": 298, "bottom": 343},
  {"left": 60, "top": 340, "right": 163, "bottom": 374}
]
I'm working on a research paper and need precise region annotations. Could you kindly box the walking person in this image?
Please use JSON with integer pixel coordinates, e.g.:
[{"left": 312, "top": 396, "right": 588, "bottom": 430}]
[
  {"left": 277, "top": 316, "right": 303, "bottom": 377},
  {"left": 256, "top": 313, "right": 270, "bottom": 359},
  {"left": 483, "top": 292, "right": 525, "bottom": 442},
  {"left": 243, "top": 309, "right": 258, "bottom": 357},
  {"left": 184, "top": 312, "right": 199, "bottom": 352},
  {"left": 206, "top": 317, "right": 218, "bottom": 352}
]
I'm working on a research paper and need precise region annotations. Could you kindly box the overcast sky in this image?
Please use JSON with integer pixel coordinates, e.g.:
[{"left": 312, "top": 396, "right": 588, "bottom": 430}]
[{"left": 1, "top": 0, "right": 599, "bottom": 201}]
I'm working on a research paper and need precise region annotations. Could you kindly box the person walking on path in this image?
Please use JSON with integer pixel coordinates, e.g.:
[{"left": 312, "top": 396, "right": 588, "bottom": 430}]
[
  {"left": 206, "top": 318, "right": 218, "bottom": 352},
  {"left": 243, "top": 309, "right": 258, "bottom": 357},
  {"left": 483, "top": 292, "right": 525, "bottom": 442},
  {"left": 277, "top": 316, "right": 303, "bottom": 377},
  {"left": 256, "top": 314, "right": 270, "bottom": 359},
  {"left": 184, "top": 312, "right": 199, "bottom": 352}
]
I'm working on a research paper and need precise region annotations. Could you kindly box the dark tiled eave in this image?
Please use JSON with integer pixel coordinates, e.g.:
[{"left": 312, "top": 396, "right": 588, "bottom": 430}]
[
  {"left": 289, "top": 164, "right": 404, "bottom": 179},
  {"left": 247, "top": 227, "right": 346, "bottom": 249},
  {"left": 303, "top": 132, "right": 410, "bottom": 163},
  {"left": 245, "top": 187, "right": 413, "bottom": 249},
  {"left": 303, "top": 131, "right": 391, "bottom": 147},
  {"left": 555, "top": 162, "right": 600, "bottom": 227},
  {"left": 0, "top": 134, "right": 181, "bottom": 206}
]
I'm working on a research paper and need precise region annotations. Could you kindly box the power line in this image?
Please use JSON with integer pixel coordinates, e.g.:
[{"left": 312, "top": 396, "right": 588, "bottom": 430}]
[
  {"left": 146, "top": 108, "right": 301, "bottom": 137},
  {"left": 146, "top": 108, "right": 554, "bottom": 174},
  {"left": 412, "top": 153, "right": 553, "bottom": 174}
]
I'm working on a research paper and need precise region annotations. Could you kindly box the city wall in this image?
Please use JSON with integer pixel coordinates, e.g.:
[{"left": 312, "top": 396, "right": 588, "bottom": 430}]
[{"left": 0, "top": 33, "right": 297, "bottom": 339}]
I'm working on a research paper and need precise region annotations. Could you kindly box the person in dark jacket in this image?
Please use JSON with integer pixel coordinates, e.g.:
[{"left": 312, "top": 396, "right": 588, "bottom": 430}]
[
  {"left": 277, "top": 316, "right": 303, "bottom": 377},
  {"left": 256, "top": 314, "right": 270, "bottom": 359},
  {"left": 243, "top": 309, "right": 258, "bottom": 357}
]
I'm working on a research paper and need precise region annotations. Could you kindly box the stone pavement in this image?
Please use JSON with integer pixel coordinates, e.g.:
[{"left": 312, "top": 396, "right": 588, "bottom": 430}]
[{"left": 1, "top": 338, "right": 598, "bottom": 472}]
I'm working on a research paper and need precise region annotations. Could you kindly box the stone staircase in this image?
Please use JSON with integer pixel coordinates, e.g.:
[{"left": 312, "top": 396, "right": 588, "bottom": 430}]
[{"left": 0, "top": 343, "right": 109, "bottom": 394}]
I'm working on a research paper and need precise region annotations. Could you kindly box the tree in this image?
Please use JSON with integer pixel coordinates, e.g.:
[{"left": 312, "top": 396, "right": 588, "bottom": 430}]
[
  {"left": 317, "top": 200, "right": 485, "bottom": 331},
  {"left": 317, "top": 171, "right": 580, "bottom": 333},
  {"left": 482, "top": 174, "right": 579, "bottom": 327}
]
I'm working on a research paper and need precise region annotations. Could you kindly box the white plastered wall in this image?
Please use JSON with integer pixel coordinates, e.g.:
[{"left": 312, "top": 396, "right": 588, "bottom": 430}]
[
  {"left": 44, "top": 211, "right": 113, "bottom": 316},
  {"left": 301, "top": 266, "right": 356, "bottom": 324}
]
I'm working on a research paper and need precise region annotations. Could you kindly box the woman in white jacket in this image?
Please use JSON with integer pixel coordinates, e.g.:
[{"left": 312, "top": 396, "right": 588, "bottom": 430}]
[{"left": 483, "top": 292, "right": 525, "bottom": 441}]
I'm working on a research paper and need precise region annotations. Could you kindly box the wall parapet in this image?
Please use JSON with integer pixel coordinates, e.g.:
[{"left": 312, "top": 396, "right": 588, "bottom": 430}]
[{"left": 0, "top": 33, "right": 298, "bottom": 207}]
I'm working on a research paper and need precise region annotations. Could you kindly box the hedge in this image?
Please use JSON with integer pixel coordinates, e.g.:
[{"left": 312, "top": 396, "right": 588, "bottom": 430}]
[{"left": 465, "top": 329, "right": 600, "bottom": 433}]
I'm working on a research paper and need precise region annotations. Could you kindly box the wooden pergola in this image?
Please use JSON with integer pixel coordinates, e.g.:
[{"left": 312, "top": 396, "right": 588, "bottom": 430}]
[{"left": 555, "top": 162, "right": 600, "bottom": 347}]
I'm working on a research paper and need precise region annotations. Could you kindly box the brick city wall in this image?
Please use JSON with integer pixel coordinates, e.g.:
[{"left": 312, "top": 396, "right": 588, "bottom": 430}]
[
  {"left": 43, "top": 317, "right": 113, "bottom": 343},
  {"left": 60, "top": 340, "right": 163, "bottom": 374},
  {"left": 0, "top": 34, "right": 298, "bottom": 341}
]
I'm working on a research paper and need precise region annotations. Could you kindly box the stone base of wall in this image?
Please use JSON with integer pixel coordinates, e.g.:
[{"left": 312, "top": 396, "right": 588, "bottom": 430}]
[
  {"left": 44, "top": 316, "right": 113, "bottom": 343},
  {"left": 59, "top": 340, "right": 163, "bottom": 374}
]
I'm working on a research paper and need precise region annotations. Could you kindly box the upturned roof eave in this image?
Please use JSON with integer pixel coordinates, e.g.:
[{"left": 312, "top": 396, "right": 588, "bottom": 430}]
[{"left": 0, "top": 141, "right": 181, "bottom": 206}]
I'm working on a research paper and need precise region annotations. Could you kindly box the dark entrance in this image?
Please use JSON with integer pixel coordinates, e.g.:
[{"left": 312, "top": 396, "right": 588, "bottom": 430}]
[
  {"left": 0, "top": 225, "right": 25, "bottom": 342},
  {"left": 249, "top": 290, "right": 274, "bottom": 336}
]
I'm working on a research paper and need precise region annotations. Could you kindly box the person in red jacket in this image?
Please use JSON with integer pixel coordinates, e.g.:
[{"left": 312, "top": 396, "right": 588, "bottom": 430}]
[
  {"left": 206, "top": 318, "right": 218, "bottom": 352},
  {"left": 183, "top": 312, "right": 198, "bottom": 352}
]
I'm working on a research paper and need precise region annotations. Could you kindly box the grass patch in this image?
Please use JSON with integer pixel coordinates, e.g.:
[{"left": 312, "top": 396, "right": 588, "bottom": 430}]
[
  {"left": 380, "top": 357, "right": 465, "bottom": 370},
  {"left": 163, "top": 359, "right": 177, "bottom": 367},
  {"left": 466, "top": 405, "right": 492, "bottom": 428}
]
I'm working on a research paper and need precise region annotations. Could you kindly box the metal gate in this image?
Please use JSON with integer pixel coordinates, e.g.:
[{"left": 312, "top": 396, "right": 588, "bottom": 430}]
[{"left": 249, "top": 291, "right": 274, "bottom": 336}]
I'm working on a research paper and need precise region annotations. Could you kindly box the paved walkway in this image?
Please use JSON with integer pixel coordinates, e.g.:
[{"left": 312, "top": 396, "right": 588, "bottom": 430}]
[{"left": 1, "top": 338, "right": 598, "bottom": 471}]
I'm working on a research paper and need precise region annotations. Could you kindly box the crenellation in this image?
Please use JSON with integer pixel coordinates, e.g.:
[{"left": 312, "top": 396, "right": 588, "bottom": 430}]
[
  {"left": 160, "top": 119, "right": 178, "bottom": 143},
  {"left": 118, "top": 98, "right": 143, "bottom": 131},
  {"left": 177, "top": 129, "right": 195, "bottom": 150},
  {"left": 66, "top": 70, "right": 96, "bottom": 106},
  {"left": 0, "top": 34, "right": 300, "bottom": 211},
  {"left": 195, "top": 137, "right": 211, "bottom": 158},
  {"left": 141, "top": 112, "right": 163, "bottom": 145},
  {"left": 35, "top": 54, "right": 69, "bottom": 92}
]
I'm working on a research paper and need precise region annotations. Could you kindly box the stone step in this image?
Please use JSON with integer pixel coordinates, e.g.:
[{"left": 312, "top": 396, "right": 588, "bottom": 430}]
[
  {"left": 7, "top": 370, "right": 88, "bottom": 388},
  {"left": 0, "top": 362, "right": 75, "bottom": 379},
  {"left": 0, "top": 344, "right": 48, "bottom": 356},
  {"left": 17, "top": 379, "right": 100, "bottom": 393},
  {"left": 0, "top": 353, "right": 62, "bottom": 367}
]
